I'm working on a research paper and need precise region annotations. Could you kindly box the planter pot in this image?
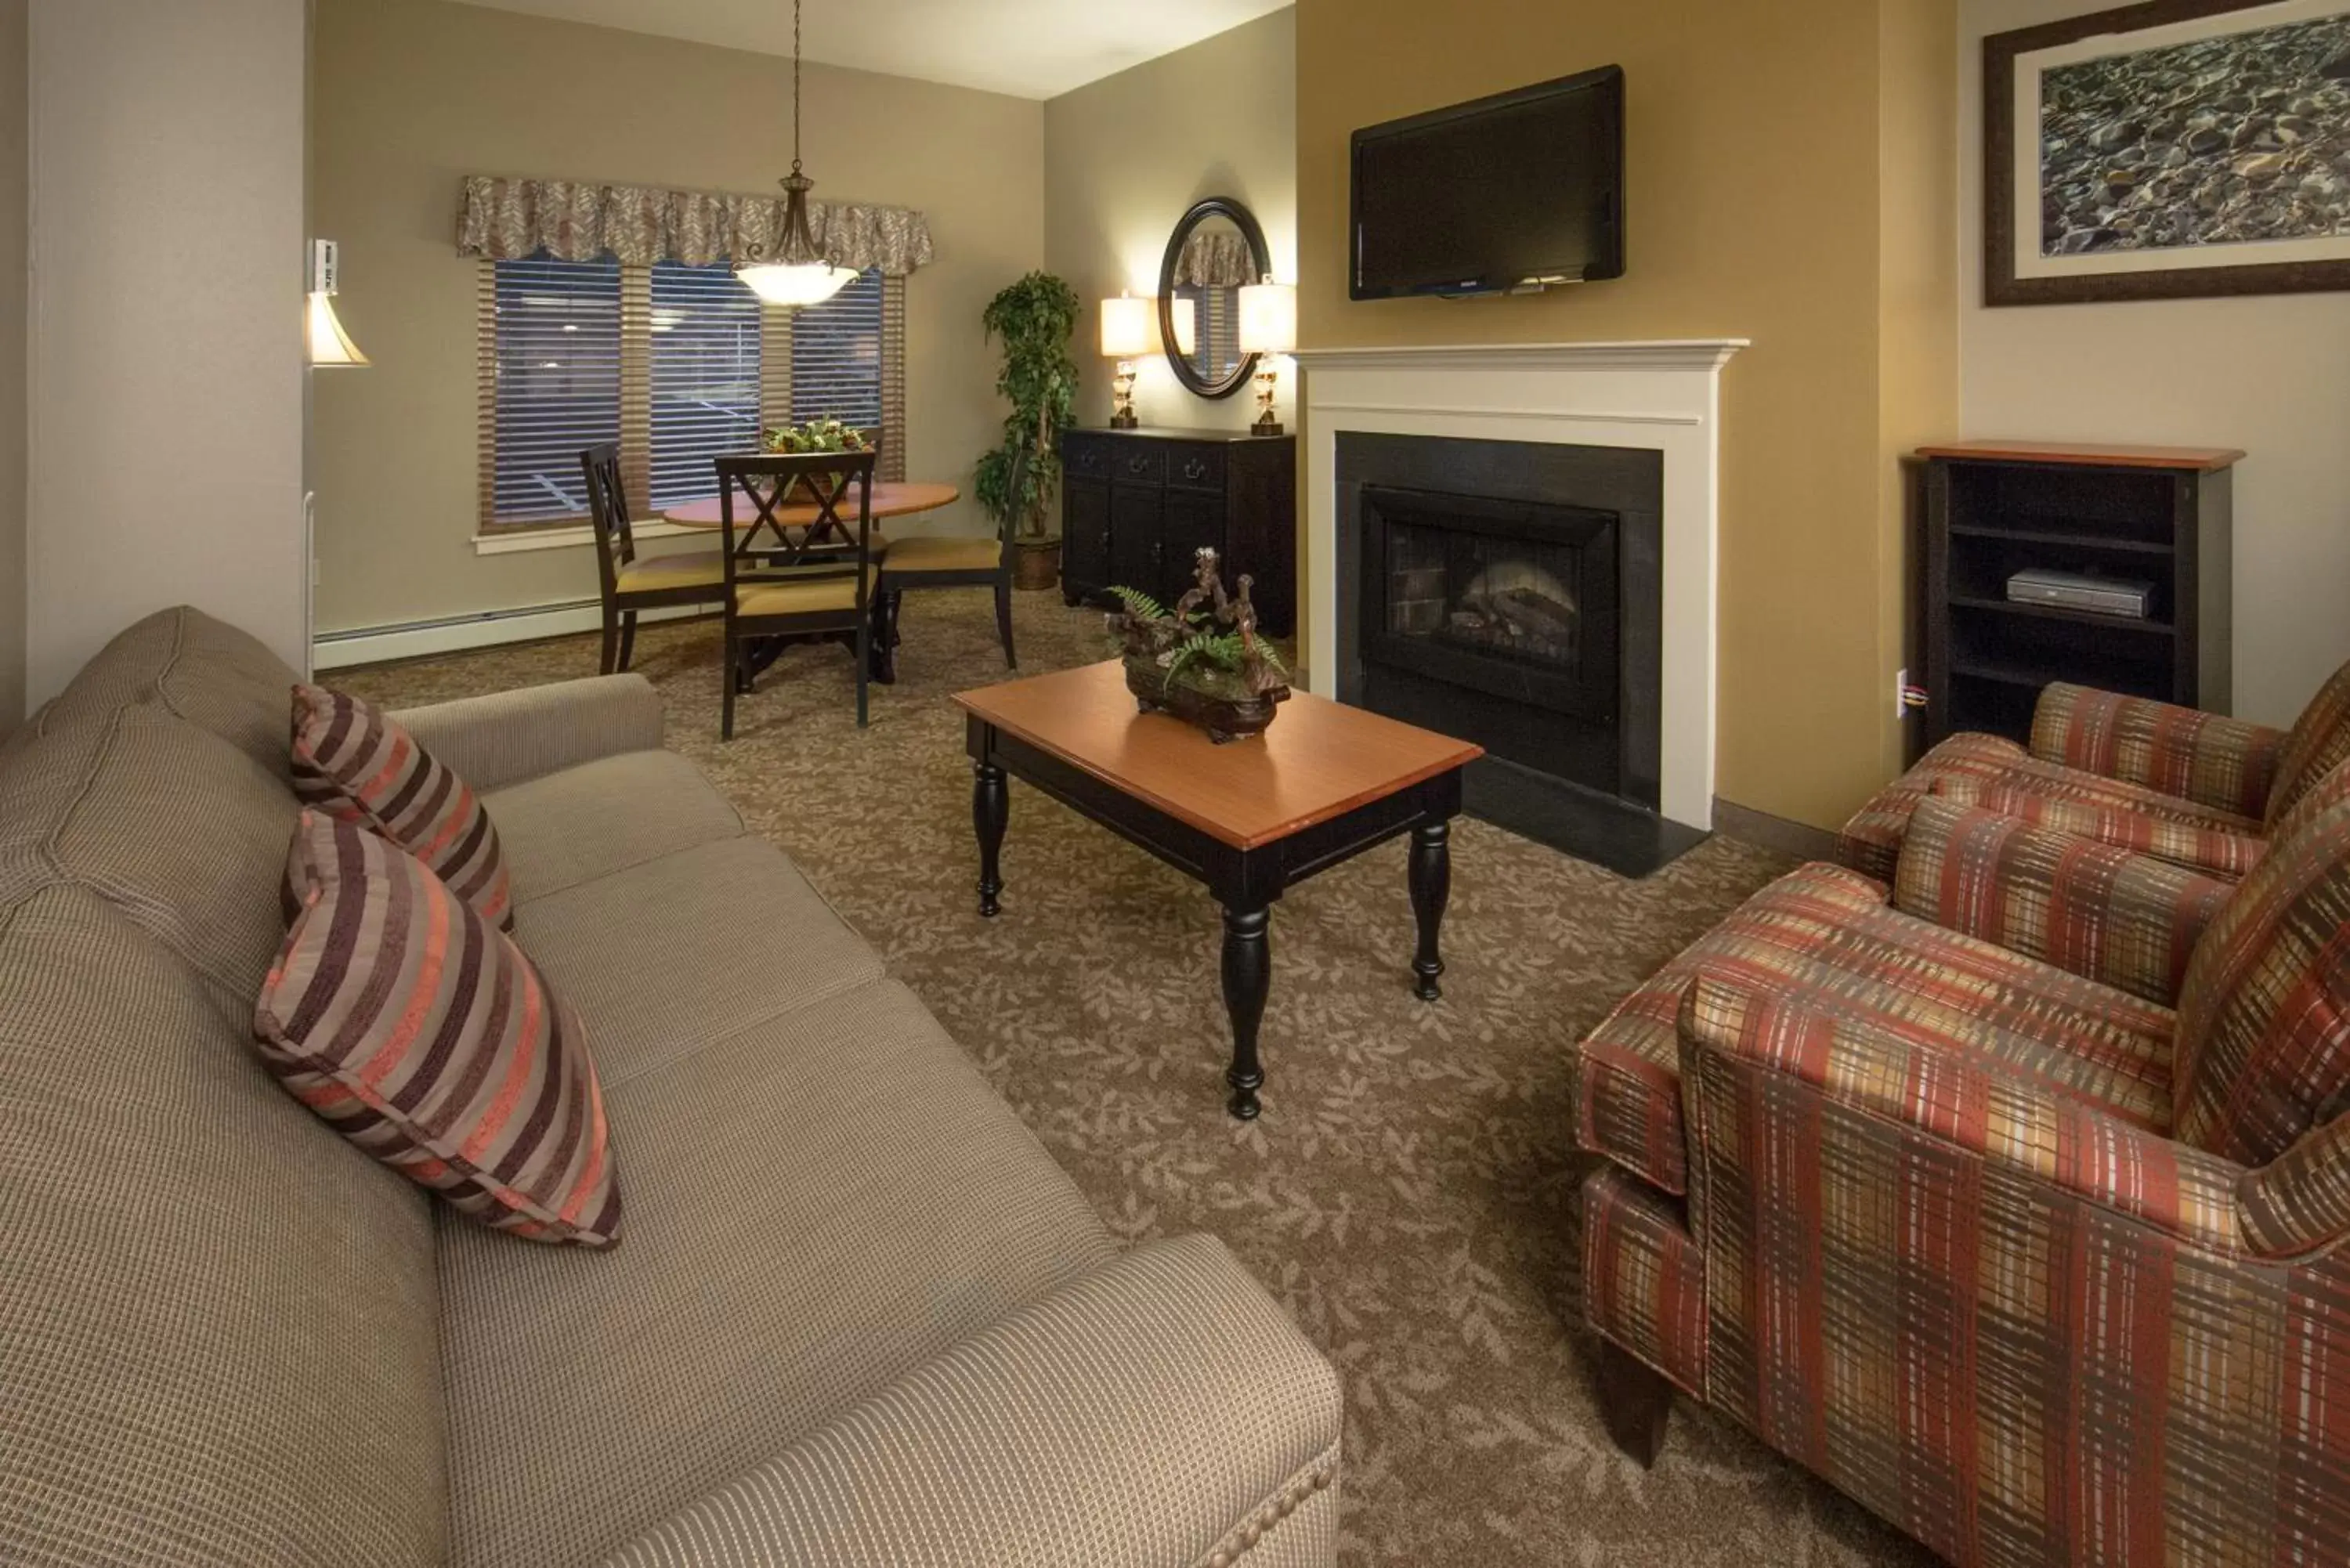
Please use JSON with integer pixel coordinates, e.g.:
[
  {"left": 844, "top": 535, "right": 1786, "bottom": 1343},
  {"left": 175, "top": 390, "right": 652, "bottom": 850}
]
[
  {"left": 1011, "top": 537, "right": 1061, "bottom": 592},
  {"left": 1121, "top": 653, "right": 1289, "bottom": 744}
]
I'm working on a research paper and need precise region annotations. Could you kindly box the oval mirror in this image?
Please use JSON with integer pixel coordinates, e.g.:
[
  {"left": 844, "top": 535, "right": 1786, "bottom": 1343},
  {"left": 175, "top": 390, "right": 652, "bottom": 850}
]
[{"left": 1159, "top": 197, "right": 1271, "bottom": 401}]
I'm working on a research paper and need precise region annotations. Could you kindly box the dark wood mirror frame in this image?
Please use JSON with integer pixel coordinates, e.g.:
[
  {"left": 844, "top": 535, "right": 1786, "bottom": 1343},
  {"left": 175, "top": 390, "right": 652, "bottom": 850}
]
[{"left": 1158, "top": 196, "right": 1272, "bottom": 401}]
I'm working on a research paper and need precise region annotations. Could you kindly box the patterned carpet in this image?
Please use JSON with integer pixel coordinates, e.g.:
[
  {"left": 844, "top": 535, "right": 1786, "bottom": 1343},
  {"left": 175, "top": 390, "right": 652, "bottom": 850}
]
[{"left": 338, "top": 588, "right": 1938, "bottom": 1567}]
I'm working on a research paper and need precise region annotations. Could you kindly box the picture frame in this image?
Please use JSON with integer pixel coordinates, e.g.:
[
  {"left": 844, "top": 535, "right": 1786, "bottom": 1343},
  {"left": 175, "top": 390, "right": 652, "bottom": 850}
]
[{"left": 1986, "top": 0, "right": 2350, "bottom": 305}]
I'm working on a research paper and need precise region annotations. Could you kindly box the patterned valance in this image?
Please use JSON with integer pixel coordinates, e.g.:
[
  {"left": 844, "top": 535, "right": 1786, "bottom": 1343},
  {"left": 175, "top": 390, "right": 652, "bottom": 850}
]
[
  {"left": 456, "top": 175, "right": 935, "bottom": 276},
  {"left": 1172, "top": 229, "right": 1258, "bottom": 290}
]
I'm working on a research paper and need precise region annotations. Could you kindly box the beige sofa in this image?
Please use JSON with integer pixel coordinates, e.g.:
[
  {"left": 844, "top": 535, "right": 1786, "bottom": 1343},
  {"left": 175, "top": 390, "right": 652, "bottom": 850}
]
[{"left": 1, "top": 608, "right": 1343, "bottom": 1568}]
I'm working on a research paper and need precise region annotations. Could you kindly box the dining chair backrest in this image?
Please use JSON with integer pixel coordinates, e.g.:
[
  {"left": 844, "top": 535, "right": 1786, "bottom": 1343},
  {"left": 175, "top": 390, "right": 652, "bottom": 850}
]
[
  {"left": 715, "top": 449, "right": 880, "bottom": 618},
  {"left": 580, "top": 444, "right": 636, "bottom": 591}
]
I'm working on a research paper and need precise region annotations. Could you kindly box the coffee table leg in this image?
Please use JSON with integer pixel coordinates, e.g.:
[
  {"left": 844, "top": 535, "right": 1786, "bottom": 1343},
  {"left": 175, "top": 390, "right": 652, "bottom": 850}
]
[
  {"left": 1221, "top": 905, "right": 1271, "bottom": 1120},
  {"left": 1409, "top": 819, "right": 1451, "bottom": 1002},
  {"left": 974, "top": 762, "right": 1007, "bottom": 918}
]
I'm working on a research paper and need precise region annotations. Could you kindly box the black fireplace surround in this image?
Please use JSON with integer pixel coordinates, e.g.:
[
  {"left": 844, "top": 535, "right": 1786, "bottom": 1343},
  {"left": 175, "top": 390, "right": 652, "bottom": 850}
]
[{"left": 1336, "top": 432, "right": 1701, "bottom": 875}]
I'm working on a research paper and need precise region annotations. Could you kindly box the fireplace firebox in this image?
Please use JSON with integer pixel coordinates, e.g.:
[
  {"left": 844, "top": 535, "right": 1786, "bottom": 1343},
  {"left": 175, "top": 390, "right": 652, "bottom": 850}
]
[{"left": 1337, "top": 432, "right": 1696, "bottom": 875}]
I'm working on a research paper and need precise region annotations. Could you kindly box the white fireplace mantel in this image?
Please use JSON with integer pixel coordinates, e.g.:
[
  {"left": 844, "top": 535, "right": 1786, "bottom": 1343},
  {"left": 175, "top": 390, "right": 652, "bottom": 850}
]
[{"left": 1294, "top": 338, "right": 1749, "bottom": 833}]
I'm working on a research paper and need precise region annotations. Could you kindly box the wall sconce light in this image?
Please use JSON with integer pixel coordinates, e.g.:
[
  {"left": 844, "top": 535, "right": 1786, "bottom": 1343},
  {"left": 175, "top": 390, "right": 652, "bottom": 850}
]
[
  {"left": 306, "top": 239, "right": 371, "bottom": 368},
  {"left": 1237, "top": 276, "right": 1295, "bottom": 436},
  {"left": 1101, "top": 292, "right": 1152, "bottom": 430}
]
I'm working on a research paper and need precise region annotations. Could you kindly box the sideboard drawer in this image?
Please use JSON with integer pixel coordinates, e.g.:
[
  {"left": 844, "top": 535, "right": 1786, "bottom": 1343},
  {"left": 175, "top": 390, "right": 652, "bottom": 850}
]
[
  {"left": 1063, "top": 436, "right": 1114, "bottom": 482},
  {"left": 1166, "top": 443, "right": 1226, "bottom": 494},
  {"left": 1112, "top": 446, "right": 1166, "bottom": 486}
]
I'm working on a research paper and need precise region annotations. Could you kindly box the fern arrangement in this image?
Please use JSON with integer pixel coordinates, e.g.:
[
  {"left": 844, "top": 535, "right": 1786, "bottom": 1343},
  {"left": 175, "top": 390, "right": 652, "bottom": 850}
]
[{"left": 1109, "top": 586, "right": 1290, "bottom": 697}]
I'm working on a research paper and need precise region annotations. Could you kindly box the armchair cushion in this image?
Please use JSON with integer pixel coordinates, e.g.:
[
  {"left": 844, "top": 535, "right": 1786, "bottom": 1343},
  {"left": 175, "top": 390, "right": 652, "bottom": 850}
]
[
  {"left": 2269, "top": 657, "right": 2350, "bottom": 828},
  {"left": 2030, "top": 681, "right": 2283, "bottom": 819},
  {"left": 1575, "top": 863, "right": 2177, "bottom": 1197},
  {"left": 1893, "top": 797, "right": 2233, "bottom": 1004}
]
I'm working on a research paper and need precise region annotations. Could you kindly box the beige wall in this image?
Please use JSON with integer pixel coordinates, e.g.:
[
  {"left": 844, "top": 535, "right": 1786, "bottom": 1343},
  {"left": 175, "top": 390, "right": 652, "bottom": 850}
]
[
  {"left": 1045, "top": 9, "right": 1296, "bottom": 433},
  {"left": 27, "top": 0, "right": 310, "bottom": 697},
  {"left": 1961, "top": 0, "right": 2350, "bottom": 728},
  {"left": 0, "top": 0, "right": 23, "bottom": 733},
  {"left": 1296, "top": 0, "right": 1957, "bottom": 830},
  {"left": 309, "top": 0, "right": 1044, "bottom": 637}
]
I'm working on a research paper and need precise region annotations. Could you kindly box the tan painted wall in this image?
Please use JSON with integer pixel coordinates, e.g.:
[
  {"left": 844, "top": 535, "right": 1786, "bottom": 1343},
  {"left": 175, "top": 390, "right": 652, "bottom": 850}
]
[
  {"left": 1961, "top": 0, "right": 2350, "bottom": 728},
  {"left": 0, "top": 0, "right": 23, "bottom": 733},
  {"left": 1045, "top": 9, "right": 1296, "bottom": 433},
  {"left": 309, "top": 0, "right": 1044, "bottom": 636},
  {"left": 1296, "top": 0, "right": 1958, "bottom": 829},
  {"left": 28, "top": 0, "right": 310, "bottom": 697}
]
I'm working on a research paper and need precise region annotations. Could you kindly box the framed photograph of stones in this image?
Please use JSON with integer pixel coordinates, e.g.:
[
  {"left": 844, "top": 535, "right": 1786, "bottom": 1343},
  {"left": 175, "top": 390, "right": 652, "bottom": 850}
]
[{"left": 1987, "top": 0, "right": 2350, "bottom": 305}]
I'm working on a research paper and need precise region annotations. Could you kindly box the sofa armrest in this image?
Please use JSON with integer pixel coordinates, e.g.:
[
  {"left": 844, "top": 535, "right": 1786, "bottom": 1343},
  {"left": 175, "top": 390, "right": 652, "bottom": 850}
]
[
  {"left": 598, "top": 1235, "right": 1343, "bottom": 1568},
  {"left": 1678, "top": 973, "right": 2246, "bottom": 1255},
  {"left": 390, "top": 675, "right": 664, "bottom": 793},
  {"left": 1893, "top": 797, "right": 2232, "bottom": 1005},
  {"left": 2030, "top": 681, "right": 2283, "bottom": 820}
]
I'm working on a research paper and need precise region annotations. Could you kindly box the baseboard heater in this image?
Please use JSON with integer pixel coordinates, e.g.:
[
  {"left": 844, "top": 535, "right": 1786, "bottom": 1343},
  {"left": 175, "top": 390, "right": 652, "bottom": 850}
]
[{"left": 312, "top": 598, "right": 707, "bottom": 671}]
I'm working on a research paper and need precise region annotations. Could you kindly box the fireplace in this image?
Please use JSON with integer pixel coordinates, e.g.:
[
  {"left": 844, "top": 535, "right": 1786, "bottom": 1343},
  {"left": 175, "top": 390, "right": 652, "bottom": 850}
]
[{"left": 1336, "top": 431, "right": 1694, "bottom": 875}]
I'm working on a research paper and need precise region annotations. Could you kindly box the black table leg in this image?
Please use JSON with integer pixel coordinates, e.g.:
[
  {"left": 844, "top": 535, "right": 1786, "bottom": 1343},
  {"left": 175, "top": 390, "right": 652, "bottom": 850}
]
[
  {"left": 1221, "top": 905, "right": 1271, "bottom": 1120},
  {"left": 1409, "top": 819, "right": 1451, "bottom": 1002},
  {"left": 974, "top": 761, "right": 1007, "bottom": 917},
  {"left": 868, "top": 592, "right": 900, "bottom": 685}
]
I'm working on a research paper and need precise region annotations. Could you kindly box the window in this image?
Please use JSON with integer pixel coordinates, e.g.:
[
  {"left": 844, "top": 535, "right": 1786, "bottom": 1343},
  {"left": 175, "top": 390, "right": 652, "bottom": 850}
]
[{"left": 479, "top": 255, "right": 905, "bottom": 533}]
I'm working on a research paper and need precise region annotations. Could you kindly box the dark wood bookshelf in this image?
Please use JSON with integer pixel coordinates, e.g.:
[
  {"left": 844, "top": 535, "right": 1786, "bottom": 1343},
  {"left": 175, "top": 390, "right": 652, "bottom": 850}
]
[{"left": 1922, "top": 441, "right": 2237, "bottom": 749}]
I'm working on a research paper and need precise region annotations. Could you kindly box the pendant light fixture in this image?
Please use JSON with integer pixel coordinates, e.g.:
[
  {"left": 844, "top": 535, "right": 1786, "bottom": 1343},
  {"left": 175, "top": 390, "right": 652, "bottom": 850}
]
[{"left": 736, "top": 0, "right": 861, "bottom": 308}]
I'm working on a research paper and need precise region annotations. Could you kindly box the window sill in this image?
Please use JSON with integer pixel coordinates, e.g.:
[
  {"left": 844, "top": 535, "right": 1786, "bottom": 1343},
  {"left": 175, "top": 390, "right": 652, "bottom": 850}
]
[{"left": 472, "top": 519, "right": 703, "bottom": 556}]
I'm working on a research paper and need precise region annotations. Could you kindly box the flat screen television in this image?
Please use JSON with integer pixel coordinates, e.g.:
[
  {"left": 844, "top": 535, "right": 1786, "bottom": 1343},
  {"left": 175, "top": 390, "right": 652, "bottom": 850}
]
[{"left": 1350, "top": 66, "right": 1625, "bottom": 300}]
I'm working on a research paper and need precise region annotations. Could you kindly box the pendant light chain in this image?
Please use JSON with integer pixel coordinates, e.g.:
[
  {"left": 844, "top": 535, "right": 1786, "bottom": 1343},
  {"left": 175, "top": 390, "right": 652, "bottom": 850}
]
[{"left": 791, "top": 0, "right": 804, "bottom": 176}]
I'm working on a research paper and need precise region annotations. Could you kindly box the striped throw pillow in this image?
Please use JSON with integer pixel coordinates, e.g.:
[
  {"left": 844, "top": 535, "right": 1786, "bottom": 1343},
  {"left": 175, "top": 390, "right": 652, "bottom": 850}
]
[
  {"left": 256, "top": 811, "right": 623, "bottom": 1248},
  {"left": 290, "top": 684, "right": 513, "bottom": 930}
]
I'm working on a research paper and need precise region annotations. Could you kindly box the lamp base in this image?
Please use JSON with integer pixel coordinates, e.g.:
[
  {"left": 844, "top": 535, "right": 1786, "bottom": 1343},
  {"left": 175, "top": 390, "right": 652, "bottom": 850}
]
[
  {"left": 1251, "top": 414, "right": 1285, "bottom": 437},
  {"left": 1109, "top": 410, "right": 1140, "bottom": 430}
]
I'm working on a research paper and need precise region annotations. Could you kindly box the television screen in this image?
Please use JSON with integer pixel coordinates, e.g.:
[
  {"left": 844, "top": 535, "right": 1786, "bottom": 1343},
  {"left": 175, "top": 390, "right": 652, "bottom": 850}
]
[{"left": 1351, "top": 67, "right": 1625, "bottom": 300}]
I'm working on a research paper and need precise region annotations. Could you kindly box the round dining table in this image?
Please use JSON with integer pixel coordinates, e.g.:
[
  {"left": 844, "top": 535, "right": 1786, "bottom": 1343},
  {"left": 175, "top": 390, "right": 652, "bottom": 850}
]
[{"left": 661, "top": 482, "right": 963, "bottom": 688}]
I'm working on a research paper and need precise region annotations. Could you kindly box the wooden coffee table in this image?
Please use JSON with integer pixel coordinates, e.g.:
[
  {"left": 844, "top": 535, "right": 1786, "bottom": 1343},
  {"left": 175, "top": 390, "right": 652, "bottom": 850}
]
[{"left": 954, "top": 661, "right": 1484, "bottom": 1119}]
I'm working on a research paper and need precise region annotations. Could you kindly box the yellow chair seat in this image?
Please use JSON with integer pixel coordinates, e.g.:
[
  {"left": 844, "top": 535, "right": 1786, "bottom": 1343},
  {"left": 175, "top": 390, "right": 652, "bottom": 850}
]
[
  {"left": 615, "top": 550, "right": 726, "bottom": 594},
  {"left": 882, "top": 534, "right": 1002, "bottom": 574},
  {"left": 735, "top": 561, "right": 879, "bottom": 619}
]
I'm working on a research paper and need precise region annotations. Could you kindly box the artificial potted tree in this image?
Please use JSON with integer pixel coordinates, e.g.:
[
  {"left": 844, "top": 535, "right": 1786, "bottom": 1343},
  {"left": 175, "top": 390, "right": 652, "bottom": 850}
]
[{"left": 973, "top": 272, "right": 1080, "bottom": 591}]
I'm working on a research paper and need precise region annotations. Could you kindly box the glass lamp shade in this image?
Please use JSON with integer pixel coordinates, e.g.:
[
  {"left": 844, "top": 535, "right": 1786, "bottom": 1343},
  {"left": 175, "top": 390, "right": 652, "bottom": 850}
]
[
  {"left": 1100, "top": 293, "right": 1152, "bottom": 359},
  {"left": 305, "top": 291, "right": 370, "bottom": 367},
  {"left": 1238, "top": 280, "right": 1296, "bottom": 355},
  {"left": 736, "top": 262, "right": 861, "bottom": 306},
  {"left": 1170, "top": 296, "right": 1197, "bottom": 356}
]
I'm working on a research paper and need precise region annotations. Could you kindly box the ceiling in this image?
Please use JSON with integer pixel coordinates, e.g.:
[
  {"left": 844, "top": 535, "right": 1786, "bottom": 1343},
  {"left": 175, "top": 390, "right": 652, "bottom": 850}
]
[{"left": 449, "top": 0, "right": 1293, "bottom": 99}]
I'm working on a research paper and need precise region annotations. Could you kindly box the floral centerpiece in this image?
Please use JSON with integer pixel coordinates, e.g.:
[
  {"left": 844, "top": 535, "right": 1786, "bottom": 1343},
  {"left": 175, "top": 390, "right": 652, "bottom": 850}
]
[
  {"left": 1108, "top": 548, "right": 1291, "bottom": 743},
  {"left": 764, "top": 417, "right": 871, "bottom": 455}
]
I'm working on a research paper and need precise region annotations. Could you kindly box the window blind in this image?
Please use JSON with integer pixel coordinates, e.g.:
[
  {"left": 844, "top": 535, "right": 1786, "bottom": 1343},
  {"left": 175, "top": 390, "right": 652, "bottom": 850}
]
[
  {"left": 480, "top": 257, "right": 622, "bottom": 526},
  {"left": 647, "top": 262, "right": 762, "bottom": 510}
]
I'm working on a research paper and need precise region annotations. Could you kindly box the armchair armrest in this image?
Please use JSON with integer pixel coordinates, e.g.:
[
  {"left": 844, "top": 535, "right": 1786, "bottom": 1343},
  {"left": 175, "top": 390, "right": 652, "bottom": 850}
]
[
  {"left": 2030, "top": 681, "right": 2283, "bottom": 820},
  {"left": 2239, "top": 1112, "right": 2350, "bottom": 1262},
  {"left": 391, "top": 674, "right": 664, "bottom": 793},
  {"left": 1893, "top": 797, "right": 2233, "bottom": 1004},
  {"left": 599, "top": 1235, "right": 1343, "bottom": 1568},
  {"left": 1677, "top": 973, "right": 2247, "bottom": 1255}
]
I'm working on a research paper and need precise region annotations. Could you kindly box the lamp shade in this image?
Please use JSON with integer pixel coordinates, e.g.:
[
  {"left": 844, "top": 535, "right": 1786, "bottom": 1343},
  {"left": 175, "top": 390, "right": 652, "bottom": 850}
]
[
  {"left": 1170, "top": 296, "right": 1197, "bottom": 356},
  {"left": 736, "top": 262, "right": 861, "bottom": 307},
  {"left": 1100, "top": 293, "right": 1152, "bottom": 359},
  {"left": 1238, "top": 280, "right": 1296, "bottom": 355},
  {"left": 305, "top": 291, "right": 370, "bottom": 367}
]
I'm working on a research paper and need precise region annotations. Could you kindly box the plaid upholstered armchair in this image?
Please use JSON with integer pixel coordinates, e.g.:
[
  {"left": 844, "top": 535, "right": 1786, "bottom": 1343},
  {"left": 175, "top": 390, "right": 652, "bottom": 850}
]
[
  {"left": 1573, "top": 763, "right": 2350, "bottom": 1565},
  {"left": 1839, "top": 659, "right": 2350, "bottom": 885}
]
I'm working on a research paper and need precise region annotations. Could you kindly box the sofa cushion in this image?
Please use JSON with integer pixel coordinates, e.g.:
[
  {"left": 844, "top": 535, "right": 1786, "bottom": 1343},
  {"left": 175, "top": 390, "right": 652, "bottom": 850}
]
[
  {"left": 259, "top": 813, "right": 623, "bottom": 1248},
  {"left": 484, "top": 748, "right": 745, "bottom": 905},
  {"left": 1575, "top": 862, "right": 2178, "bottom": 1196},
  {"left": 515, "top": 835, "right": 884, "bottom": 1086},
  {"left": 436, "top": 974, "right": 1116, "bottom": 1568},
  {"left": 2174, "top": 761, "right": 2350, "bottom": 1165},
  {"left": 0, "top": 882, "right": 443, "bottom": 1568},
  {"left": 294, "top": 685, "right": 514, "bottom": 928},
  {"left": 0, "top": 702, "right": 299, "bottom": 1008},
  {"left": 26, "top": 605, "right": 297, "bottom": 775}
]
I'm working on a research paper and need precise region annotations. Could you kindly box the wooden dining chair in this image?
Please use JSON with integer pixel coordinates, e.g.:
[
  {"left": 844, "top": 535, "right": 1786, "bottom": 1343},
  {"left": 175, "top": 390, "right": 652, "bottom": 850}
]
[
  {"left": 581, "top": 444, "right": 726, "bottom": 674},
  {"left": 876, "top": 444, "right": 1022, "bottom": 672},
  {"left": 717, "top": 450, "right": 882, "bottom": 738}
]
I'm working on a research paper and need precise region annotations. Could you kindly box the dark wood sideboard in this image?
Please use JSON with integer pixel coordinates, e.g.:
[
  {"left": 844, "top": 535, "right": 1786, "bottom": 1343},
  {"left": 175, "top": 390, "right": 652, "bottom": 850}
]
[
  {"left": 1060, "top": 428, "right": 1297, "bottom": 637},
  {"left": 1919, "top": 440, "right": 2240, "bottom": 749}
]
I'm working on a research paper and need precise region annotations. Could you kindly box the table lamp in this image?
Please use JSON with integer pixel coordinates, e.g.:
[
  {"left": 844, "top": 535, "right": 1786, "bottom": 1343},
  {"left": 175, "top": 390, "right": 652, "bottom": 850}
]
[
  {"left": 1238, "top": 278, "right": 1296, "bottom": 436},
  {"left": 1101, "top": 292, "right": 1151, "bottom": 429}
]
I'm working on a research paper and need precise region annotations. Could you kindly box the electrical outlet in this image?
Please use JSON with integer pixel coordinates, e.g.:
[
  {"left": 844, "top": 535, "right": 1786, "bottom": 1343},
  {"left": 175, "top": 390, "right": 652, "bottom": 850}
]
[{"left": 1896, "top": 667, "right": 1909, "bottom": 721}]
